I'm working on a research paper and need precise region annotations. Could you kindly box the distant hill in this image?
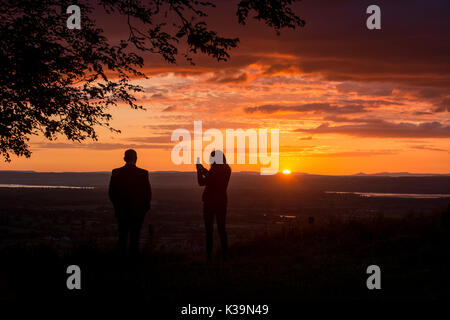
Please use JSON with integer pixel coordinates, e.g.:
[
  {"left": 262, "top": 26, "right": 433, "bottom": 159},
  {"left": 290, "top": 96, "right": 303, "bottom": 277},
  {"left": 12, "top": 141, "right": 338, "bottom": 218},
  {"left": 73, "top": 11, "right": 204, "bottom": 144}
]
[
  {"left": 0, "top": 170, "right": 197, "bottom": 188},
  {"left": 0, "top": 170, "right": 449, "bottom": 194},
  {"left": 352, "top": 172, "right": 450, "bottom": 177}
]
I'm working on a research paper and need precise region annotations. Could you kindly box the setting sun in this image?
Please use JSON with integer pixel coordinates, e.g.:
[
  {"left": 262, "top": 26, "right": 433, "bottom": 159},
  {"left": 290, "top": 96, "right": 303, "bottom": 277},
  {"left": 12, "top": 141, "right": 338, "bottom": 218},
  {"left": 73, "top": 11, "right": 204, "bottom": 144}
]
[{"left": 282, "top": 169, "right": 291, "bottom": 175}]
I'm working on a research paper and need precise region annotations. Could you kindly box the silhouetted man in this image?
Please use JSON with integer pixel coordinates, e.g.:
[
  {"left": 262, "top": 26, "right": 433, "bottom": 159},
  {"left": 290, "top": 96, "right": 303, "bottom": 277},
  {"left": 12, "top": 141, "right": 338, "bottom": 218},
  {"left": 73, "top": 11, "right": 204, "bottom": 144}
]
[
  {"left": 109, "top": 149, "right": 151, "bottom": 257},
  {"left": 196, "top": 150, "right": 231, "bottom": 262}
]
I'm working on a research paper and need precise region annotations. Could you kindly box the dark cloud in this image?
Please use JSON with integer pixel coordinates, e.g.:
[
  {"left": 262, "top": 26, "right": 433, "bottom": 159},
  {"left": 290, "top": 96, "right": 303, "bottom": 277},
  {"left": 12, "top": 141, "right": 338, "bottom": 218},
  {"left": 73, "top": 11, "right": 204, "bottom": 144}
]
[
  {"left": 262, "top": 63, "right": 297, "bottom": 75},
  {"left": 245, "top": 103, "right": 367, "bottom": 114},
  {"left": 100, "top": 0, "right": 450, "bottom": 93},
  {"left": 206, "top": 70, "right": 248, "bottom": 83},
  {"left": 335, "top": 99, "right": 404, "bottom": 108},
  {"left": 162, "top": 105, "right": 177, "bottom": 112},
  {"left": 304, "top": 150, "right": 397, "bottom": 157},
  {"left": 395, "top": 87, "right": 449, "bottom": 113},
  {"left": 254, "top": 75, "right": 312, "bottom": 85},
  {"left": 279, "top": 145, "right": 397, "bottom": 157},
  {"left": 400, "top": 87, "right": 448, "bottom": 100},
  {"left": 34, "top": 142, "right": 172, "bottom": 150},
  {"left": 151, "top": 93, "right": 166, "bottom": 99},
  {"left": 410, "top": 145, "right": 448, "bottom": 152},
  {"left": 297, "top": 58, "right": 450, "bottom": 88},
  {"left": 322, "top": 115, "right": 369, "bottom": 123},
  {"left": 435, "top": 97, "right": 450, "bottom": 112},
  {"left": 413, "top": 111, "right": 433, "bottom": 116},
  {"left": 144, "top": 118, "right": 259, "bottom": 132},
  {"left": 143, "top": 123, "right": 191, "bottom": 131},
  {"left": 127, "top": 135, "right": 170, "bottom": 143},
  {"left": 321, "top": 115, "right": 395, "bottom": 124},
  {"left": 336, "top": 82, "right": 394, "bottom": 96},
  {"left": 295, "top": 120, "right": 450, "bottom": 138}
]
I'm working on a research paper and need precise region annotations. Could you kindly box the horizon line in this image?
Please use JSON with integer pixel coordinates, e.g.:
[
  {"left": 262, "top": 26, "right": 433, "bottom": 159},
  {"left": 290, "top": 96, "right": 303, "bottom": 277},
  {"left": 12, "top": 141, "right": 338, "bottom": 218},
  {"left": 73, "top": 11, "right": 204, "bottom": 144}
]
[{"left": 0, "top": 169, "right": 449, "bottom": 177}]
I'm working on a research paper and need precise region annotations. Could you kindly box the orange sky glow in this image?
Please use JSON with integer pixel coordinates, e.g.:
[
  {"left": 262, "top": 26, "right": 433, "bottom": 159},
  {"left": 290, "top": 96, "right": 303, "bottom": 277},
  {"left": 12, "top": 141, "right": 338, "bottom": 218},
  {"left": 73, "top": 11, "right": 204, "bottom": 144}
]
[{"left": 1, "top": 1, "right": 449, "bottom": 174}]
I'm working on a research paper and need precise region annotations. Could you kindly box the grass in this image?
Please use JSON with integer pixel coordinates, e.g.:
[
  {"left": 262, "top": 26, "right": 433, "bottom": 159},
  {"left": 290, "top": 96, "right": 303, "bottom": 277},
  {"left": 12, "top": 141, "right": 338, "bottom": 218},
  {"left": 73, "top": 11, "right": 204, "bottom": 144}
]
[{"left": 1, "top": 209, "right": 450, "bottom": 304}]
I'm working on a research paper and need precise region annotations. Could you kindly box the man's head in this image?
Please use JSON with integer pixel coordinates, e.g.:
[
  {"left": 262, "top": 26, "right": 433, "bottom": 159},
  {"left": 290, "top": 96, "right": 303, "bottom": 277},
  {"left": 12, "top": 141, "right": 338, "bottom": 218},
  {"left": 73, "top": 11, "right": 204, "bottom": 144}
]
[{"left": 124, "top": 149, "right": 137, "bottom": 165}]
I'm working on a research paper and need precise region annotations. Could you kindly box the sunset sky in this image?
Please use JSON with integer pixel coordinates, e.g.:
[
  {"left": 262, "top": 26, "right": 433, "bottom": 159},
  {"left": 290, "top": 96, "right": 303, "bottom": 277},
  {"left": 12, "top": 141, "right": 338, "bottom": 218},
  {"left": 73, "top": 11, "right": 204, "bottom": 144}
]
[{"left": 1, "top": 0, "right": 449, "bottom": 174}]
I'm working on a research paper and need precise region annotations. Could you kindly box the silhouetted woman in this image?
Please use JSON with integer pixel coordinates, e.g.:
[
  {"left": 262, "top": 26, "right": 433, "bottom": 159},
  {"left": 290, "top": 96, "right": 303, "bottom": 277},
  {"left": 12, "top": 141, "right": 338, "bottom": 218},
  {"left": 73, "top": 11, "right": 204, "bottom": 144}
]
[{"left": 196, "top": 150, "right": 231, "bottom": 262}]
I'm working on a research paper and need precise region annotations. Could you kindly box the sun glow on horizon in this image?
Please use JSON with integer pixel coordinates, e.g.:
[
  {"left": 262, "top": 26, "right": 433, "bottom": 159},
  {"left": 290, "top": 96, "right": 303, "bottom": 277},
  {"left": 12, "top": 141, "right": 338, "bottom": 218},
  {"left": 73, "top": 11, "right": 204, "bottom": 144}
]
[{"left": 282, "top": 169, "right": 291, "bottom": 175}]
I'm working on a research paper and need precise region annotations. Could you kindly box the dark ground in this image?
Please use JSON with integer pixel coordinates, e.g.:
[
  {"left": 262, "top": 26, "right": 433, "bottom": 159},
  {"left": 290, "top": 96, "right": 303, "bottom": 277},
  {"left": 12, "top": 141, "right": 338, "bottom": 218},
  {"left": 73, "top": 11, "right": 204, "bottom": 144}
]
[{"left": 0, "top": 172, "right": 449, "bottom": 312}]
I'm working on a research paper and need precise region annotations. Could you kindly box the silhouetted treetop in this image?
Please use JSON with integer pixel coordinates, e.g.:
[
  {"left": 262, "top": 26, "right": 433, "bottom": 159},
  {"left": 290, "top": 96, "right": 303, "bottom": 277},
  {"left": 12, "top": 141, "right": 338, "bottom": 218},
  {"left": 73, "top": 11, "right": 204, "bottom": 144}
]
[{"left": 0, "top": 0, "right": 305, "bottom": 161}]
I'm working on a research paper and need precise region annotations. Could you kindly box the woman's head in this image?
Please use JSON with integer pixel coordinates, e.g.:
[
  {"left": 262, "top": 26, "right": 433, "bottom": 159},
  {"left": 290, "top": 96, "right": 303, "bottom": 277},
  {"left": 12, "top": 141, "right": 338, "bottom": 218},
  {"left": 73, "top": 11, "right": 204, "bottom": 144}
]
[{"left": 209, "top": 150, "right": 226, "bottom": 165}]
